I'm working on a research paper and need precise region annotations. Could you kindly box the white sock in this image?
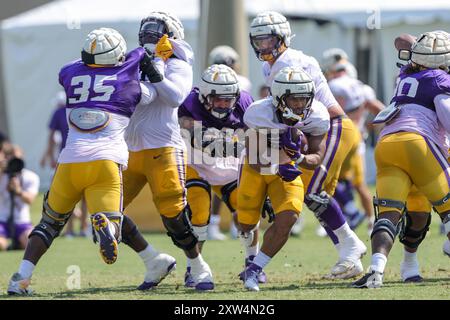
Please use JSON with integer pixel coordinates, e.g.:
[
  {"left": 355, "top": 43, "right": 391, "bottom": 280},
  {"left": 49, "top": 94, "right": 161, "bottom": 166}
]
[
  {"left": 333, "top": 223, "right": 354, "bottom": 243},
  {"left": 188, "top": 254, "right": 206, "bottom": 274},
  {"left": 209, "top": 214, "right": 221, "bottom": 226},
  {"left": 403, "top": 250, "right": 418, "bottom": 264},
  {"left": 18, "top": 260, "right": 35, "bottom": 279},
  {"left": 252, "top": 251, "right": 271, "bottom": 269},
  {"left": 138, "top": 245, "right": 159, "bottom": 266},
  {"left": 247, "top": 243, "right": 259, "bottom": 258},
  {"left": 370, "top": 253, "right": 387, "bottom": 273}
]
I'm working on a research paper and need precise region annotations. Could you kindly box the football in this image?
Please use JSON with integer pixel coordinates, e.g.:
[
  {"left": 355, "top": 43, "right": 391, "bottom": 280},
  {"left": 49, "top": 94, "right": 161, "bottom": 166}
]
[
  {"left": 289, "top": 127, "right": 309, "bottom": 154},
  {"left": 394, "top": 33, "right": 417, "bottom": 51}
]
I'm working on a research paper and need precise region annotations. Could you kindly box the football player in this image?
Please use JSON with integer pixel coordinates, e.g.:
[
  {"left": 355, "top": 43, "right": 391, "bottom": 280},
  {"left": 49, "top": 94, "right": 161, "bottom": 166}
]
[
  {"left": 8, "top": 28, "right": 155, "bottom": 295},
  {"left": 352, "top": 31, "right": 450, "bottom": 288},
  {"left": 249, "top": 11, "right": 366, "bottom": 279},
  {"left": 121, "top": 11, "right": 214, "bottom": 291},
  {"left": 178, "top": 64, "right": 263, "bottom": 287},
  {"left": 322, "top": 48, "right": 384, "bottom": 233},
  {"left": 238, "top": 66, "right": 330, "bottom": 291}
]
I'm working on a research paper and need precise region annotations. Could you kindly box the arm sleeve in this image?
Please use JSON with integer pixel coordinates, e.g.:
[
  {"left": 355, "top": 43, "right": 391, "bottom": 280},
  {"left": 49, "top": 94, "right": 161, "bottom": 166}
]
[
  {"left": 153, "top": 58, "right": 193, "bottom": 108},
  {"left": 434, "top": 94, "right": 450, "bottom": 132},
  {"left": 138, "top": 82, "right": 158, "bottom": 106}
]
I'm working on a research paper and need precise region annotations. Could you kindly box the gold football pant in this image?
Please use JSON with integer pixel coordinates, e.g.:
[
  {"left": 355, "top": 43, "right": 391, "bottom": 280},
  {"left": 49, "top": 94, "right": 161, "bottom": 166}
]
[
  {"left": 48, "top": 160, "right": 122, "bottom": 214},
  {"left": 301, "top": 116, "right": 358, "bottom": 196},
  {"left": 375, "top": 132, "right": 450, "bottom": 214},
  {"left": 122, "top": 147, "right": 187, "bottom": 218},
  {"left": 186, "top": 166, "right": 237, "bottom": 226},
  {"left": 237, "top": 162, "right": 304, "bottom": 226}
]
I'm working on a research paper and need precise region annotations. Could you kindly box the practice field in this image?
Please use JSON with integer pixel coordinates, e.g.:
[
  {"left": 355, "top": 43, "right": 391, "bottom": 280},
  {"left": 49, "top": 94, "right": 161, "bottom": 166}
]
[{"left": 0, "top": 194, "right": 448, "bottom": 300}]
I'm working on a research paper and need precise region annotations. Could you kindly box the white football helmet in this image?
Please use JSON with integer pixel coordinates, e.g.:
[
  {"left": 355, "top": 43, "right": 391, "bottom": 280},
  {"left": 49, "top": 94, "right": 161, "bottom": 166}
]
[
  {"left": 139, "top": 11, "right": 184, "bottom": 49},
  {"left": 411, "top": 31, "right": 450, "bottom": 69},
  {"left": 271, "top": 66, "right": 315, "bottom": 123},
  {"left": 249, "top": 11, "right": 292, "bottom": 61},
  {"left": 81, "top": 28, "right": 127, "bottom": 66},
  {"left": 321, "top": 48, "right": 349, "bottom": 73},
  {"left": 208, "top": 45, "right": 240, "bottom": 68},
  {"left": 199, "top": 64, "right": 240, "bottom": 120}
]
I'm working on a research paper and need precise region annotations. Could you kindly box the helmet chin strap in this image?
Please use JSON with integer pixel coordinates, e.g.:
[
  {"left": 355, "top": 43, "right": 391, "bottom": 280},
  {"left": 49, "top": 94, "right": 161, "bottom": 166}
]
[{"left": 282, "top": 108, "right": 303, "bottom": 122}]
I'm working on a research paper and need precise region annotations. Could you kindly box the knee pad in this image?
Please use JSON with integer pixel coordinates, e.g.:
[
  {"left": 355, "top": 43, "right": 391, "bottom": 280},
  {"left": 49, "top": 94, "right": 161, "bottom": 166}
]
[
  {"left": 431, "top": 192, "right": 450, "bottom": 212},
  {"left": 305, "top": 191, "right": 330, "bottom": 215},
  {"left": 399, "top": 212, "right": 431, "bottom": 249},
  {"left": 221, "top": 180, "right": 237, "bottom": 212},
  {"left": 30, "top": 193, "right": 73, "bottom": 248},
  {"left": 442, "top": 213, "right": 450, "bottom": 235},
  {"left": 370, "top": 218, "right": 401, "bottom": 241},
  {"left": 162, "top": 207, "right": 198, "bottom": 251},
  {"left": 121, "top": 215, "right": 140, "bottom": 246},
  {"left": 186, "top": 178, "right": 211, "bottom": 197},
  {"left": 192, "top": 225, "right": 208, "bottom": 242},
  {"left": 373, "top": 196, "right": 406, "bottom": 218}
]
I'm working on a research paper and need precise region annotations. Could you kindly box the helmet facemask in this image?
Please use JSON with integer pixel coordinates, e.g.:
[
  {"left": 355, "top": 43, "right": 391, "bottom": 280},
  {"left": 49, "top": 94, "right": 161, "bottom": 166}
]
[
  {"left": 139, "top": 18, "right": 169, "bottom": 52},
  {"left": 250, "top": 34, "right": 284, "bottom": 62},
  {"left": 277, "top": 92, "right": 313, "bottom": 125},
  {"left": 203, "top": 93, "right": 239, "bottom": 120}
]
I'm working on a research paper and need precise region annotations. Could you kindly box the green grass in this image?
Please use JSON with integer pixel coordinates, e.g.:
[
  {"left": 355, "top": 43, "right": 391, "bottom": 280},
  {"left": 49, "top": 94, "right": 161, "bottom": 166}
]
[{"left": 0, "top": 193, "right": 448, "bottom": 300}]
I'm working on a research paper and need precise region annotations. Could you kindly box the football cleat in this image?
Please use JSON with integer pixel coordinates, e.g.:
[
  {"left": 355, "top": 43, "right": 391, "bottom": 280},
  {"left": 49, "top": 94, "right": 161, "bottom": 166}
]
[
  {"left": 443, "top": 239, "right": 450, "bottom": 257},
  {"left": 241, "top": 264, "right": 261, "bottom": 292},
  {"left": 351, "top": 270, "right": 383, "bottom": 288},
  {"left": 92, "top": 213, "right": 118, "bottom": 265},
  {"left": 329, "top": 237, "right": 366, "bottom": 279},
  {"left": 239, "top": 255, "right": 267, "bottom": 284},
  {"left": 290, "top": 216, "right": 305, "bottom": 237},
  {"left": 7, "top": 273, "right": 33, "bottom": 296},
  {"left": 137, "top": 253, "right": 176, "bottom": 290},
  {"left": 191, "top": 262, "right": 214, "bottom": 291},
  {"left": 207, "top": 225, "right": 227, "bottom": 241},
  {"left": 184, "top": 266, "right": 195, "bottom": 288}
]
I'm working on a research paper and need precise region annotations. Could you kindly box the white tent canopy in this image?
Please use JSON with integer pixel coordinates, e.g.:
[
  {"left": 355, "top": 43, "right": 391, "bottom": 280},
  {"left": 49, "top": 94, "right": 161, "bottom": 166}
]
[{"left": 2, "top": 0, "right": 450, "bottom": 188}]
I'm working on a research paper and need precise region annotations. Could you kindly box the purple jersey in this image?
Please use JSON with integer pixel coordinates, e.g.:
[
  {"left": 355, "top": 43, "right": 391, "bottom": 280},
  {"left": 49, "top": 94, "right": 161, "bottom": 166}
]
[
  {"left": 48, "top": 107, "right": 69, "bottom": 150},
  {"left": 58, "top": 47, "right": 144, "bottom": 117},
  {"left": 391, "top": 67, "right": 450, "bottom": 112},
  {"left": 178, "top": 88, "right": 253, "bottom": 129}
]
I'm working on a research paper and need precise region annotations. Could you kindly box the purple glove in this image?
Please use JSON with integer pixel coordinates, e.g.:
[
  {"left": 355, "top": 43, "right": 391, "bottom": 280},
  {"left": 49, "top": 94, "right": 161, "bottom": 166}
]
[
  {"left": 280, "top": 128, "right": 303, "bottom": 161},
  {"left": 277, "top": 164, "right": 302, "bottom": 182}
]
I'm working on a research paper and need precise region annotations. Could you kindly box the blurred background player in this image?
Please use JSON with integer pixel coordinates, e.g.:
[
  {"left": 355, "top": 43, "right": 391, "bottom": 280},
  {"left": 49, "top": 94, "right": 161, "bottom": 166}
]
[
  {"left": 8, "top": 27, "right": 153, "bottom": 295},
  {"left": 322, "top": 48, "right": 384, "bottom": 235},
  {"left": 353, "top": 31, "right": 450, "bottom": 288},
  {"left": 239, "top": 66, "right": 329, "bottom": 291},
  {"left": 249, "top": 11, "right": 366, "bottom": 279},
  {"left": 122, "top": 11, "right": 214, "bottom": 291},
  {"left": 178, "top": 64, "right": 254, "bottom": 287},
  {"left": 209, "top": 45, "right": 252, "bottom": 93},
  {"left": 0, "top": 145, "right": 39, "bottom": 251},
  {"left": 40, "top": 91, "right": 89, "bottom": 238}
]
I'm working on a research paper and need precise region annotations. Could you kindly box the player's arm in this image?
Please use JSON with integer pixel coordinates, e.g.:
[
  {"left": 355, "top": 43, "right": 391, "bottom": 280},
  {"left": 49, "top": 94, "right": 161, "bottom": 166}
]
[
  {"left": 365, "top": 98, "right": 385, "bottom": 115},
  {"left": 152, "top": 59, "right": 193, "bottom": 107},
  {"left": 138, "top": 82, "right": 158, "bottom": 106},
  {"left": 40, "top": 129, "right": 57, "bottom": 168},
  {"left": 435, "top": 94, "right": 450, "bottom": 132},
  {"left": 298, "top": 133, "right": 326, "bottom": 170}
]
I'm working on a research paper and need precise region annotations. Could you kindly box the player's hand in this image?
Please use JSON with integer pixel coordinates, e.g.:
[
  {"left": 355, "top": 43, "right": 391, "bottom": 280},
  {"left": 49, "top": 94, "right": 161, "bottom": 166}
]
[
  {"left": 155, "top": 35, "right": 174, "bottom": 61},
  {"left": 277, "top": 163, "right": 302, "bottom": 182},
  {"left": 261, "top": 197, "right": 275, "bottom": 223},
  {"left": 280, "top": 128, "right": 302, "bottom": 161},
  {"left": 7, "top": 177, "right": 22, "bottom": 195},
  {"left": 140, "top": 48, "right": 163, "bottom": 83}
]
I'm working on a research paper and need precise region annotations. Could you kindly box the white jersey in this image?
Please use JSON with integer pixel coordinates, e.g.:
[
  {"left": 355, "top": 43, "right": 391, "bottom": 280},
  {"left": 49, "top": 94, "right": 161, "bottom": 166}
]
[
  {"left": 244, "top": 97, "right": 330, "bottom": 135},
  {"left": 237, "top": 74, "right": 252, "bottom": 93},
  {"left": 263, "top": 48, "right": 338, "bottom": 109},
  {"left": 126, "top": 39, "right": 194, "bottom": 152},
  {"left": 328, "top": 75, "right": 366, "bottom": 113},
  {"left": 190, "top": 151, "right": 240, "bottom": 186},
  {"left": 0, "top": 169, "right": 39, "bottom": 224}
]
